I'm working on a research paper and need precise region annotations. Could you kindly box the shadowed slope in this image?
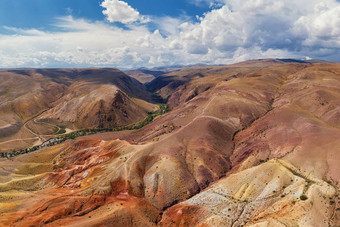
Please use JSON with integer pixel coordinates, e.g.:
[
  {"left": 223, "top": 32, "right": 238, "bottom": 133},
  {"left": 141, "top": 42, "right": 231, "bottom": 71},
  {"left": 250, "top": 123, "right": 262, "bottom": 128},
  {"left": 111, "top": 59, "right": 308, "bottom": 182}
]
[
  {"left": 0, "top": 68, "right": 156, "bottom": 152},
  {"left": 0, "top": 60, "right": 339, "bottom": 226}
]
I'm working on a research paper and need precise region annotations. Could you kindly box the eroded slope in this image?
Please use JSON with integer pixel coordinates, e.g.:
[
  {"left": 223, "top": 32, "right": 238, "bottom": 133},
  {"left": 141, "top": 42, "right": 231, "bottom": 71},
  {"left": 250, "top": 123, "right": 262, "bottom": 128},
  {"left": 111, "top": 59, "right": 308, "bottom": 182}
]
[
  {"left": 0, "top": 68, "right": 156, "bottom": 152},
  {"left": 0, "top": 61, "right": 339, "bottom": 226}
]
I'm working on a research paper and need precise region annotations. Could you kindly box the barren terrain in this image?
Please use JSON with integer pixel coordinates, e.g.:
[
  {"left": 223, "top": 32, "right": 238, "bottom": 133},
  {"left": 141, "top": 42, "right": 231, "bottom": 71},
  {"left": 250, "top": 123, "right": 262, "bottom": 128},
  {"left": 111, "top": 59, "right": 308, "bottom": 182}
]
[
  {"left": 0, "top": 59, "right": 339, "bottom": 226},
  {"left": 0, "top": 68, "right": 157, "bottom": 152}
]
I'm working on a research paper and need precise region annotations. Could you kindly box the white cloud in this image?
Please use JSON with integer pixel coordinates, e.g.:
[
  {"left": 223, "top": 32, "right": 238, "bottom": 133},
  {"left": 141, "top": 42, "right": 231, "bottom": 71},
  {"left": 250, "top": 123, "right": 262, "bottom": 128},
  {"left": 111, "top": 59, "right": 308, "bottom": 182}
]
[
  {"left": 0, "top": 16, "right": 171, "bottom": 68},
  {"left": 0, "top": 0, "right": 339, "bottom": 69},
  {"left": 189, "top": 0, "right": 225, "bottom": 8},
  {"left": 101, "top": 0, "right": 149, "bottom": 24},
  {"left": 178, "top": 0, "right": 340, "bottom": 60}
]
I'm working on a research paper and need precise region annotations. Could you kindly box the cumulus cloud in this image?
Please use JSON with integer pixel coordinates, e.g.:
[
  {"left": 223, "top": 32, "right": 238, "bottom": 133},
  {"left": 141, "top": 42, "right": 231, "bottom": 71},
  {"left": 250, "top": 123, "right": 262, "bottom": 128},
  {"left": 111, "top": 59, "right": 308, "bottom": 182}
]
[
  {"left": 177, "top": 0, "right": 340, "bottom": 60},
  {"left": 0, "top": 0, "right": 339, "bottom": 69},
  {"left": 0, "top": 16, "right": 171, "bottom": 68},
  {"left": 101, "top": 0, "right": 149, "bottom": 24}
]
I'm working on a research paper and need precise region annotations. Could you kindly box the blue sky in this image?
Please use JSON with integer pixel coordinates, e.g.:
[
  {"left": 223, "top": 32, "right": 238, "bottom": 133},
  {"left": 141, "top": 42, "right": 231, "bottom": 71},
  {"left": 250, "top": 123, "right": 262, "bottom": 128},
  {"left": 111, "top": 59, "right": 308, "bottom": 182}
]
[
  {"left": 0, "top": 0, "right": 209, "bottom": 32},
  {"left": 0, "top": 0, "right": 339, "bottom": 68},
  {"left": 0, "top": 0, "right": 104, "bottom": 30}
]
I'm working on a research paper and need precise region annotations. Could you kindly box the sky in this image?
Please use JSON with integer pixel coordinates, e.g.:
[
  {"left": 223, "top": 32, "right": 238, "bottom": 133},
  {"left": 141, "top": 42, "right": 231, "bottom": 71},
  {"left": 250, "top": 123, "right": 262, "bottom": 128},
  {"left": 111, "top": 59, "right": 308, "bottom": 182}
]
[{"left": 0, "top": 0, "right": 339, "bottom": 69}]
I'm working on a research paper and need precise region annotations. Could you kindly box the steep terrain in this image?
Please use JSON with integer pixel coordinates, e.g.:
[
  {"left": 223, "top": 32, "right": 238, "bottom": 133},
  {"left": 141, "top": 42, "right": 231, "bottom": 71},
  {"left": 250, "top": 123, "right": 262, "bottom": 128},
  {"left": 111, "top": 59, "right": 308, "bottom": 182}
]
[
  {"left": 0, "top": 60, "right": 339, "bottom": 226},
  {"left": 0, "top": 68, "right": 157, "bottom": 152}
]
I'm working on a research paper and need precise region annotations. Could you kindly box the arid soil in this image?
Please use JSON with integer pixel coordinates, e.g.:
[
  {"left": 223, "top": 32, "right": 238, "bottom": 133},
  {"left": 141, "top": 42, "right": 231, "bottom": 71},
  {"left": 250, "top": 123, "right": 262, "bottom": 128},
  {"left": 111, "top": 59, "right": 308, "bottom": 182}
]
[
  {"left": 0, "top": 68, "right": 157, "bottom": 152},
  {"left": 0, "top": 59, "right": 339, "bottom": 226}
]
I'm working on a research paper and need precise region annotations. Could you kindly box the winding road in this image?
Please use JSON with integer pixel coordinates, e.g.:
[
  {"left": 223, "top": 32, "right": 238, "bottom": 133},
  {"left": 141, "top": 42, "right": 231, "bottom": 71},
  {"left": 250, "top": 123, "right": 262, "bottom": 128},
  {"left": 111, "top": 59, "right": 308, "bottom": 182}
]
[{"left": 0, "top": 108, "right": 71, "bottom": 147}]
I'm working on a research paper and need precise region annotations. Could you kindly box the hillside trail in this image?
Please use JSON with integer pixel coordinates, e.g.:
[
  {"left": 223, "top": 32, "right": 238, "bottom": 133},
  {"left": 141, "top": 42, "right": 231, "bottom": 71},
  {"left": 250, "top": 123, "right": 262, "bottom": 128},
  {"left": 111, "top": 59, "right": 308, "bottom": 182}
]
[{"left": 0, "top": 108, "right": 56, "bottom": 146}]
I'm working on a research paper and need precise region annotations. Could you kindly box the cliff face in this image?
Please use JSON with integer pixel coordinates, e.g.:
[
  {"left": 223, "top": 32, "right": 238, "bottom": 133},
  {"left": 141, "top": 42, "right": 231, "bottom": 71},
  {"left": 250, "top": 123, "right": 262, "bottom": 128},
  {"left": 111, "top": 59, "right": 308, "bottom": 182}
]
[{"left": 0, "top": 60, "right": 339, "bottom": 226}]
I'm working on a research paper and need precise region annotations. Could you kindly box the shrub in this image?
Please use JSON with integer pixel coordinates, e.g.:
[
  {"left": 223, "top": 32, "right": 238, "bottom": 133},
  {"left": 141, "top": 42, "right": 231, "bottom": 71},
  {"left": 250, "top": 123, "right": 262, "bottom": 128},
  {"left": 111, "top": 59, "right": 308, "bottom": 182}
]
[
  {"left": 300, "top": 195, "right": 308, "bottom": 200},
  {"left": 57, "top": 129, "right": 66, "bottom": 134}
]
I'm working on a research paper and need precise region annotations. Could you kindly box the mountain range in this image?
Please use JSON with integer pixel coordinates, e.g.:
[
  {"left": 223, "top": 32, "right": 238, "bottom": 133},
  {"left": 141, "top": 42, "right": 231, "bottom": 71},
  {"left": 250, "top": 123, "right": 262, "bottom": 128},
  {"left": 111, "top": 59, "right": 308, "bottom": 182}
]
[{"left": 0, "top": 59, "right": 339, "bottom": 226}]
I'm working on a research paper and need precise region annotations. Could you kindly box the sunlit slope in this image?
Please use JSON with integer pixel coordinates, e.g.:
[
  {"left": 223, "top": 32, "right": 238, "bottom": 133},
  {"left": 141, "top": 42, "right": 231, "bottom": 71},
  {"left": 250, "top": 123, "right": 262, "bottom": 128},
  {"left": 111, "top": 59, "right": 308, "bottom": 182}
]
[
  {"left": 0, "top": 68, "right": 156, "bottom": 152},
  {"left": 0, "top": 60, "right": 339, "bottom": 226}
]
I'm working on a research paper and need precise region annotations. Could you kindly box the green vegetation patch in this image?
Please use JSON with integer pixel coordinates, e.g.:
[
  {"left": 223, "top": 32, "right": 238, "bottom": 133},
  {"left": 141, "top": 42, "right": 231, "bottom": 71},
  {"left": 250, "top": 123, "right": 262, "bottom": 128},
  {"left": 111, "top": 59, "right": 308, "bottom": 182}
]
[
  {"left": 1, "top": 104, "right": 170, "bottom": 158},
  {"left": 300, "top": 195, "right": 308, "bottom": 200},
  {"left": 54, "top": 125, "right": 66, "bottom": 134}
]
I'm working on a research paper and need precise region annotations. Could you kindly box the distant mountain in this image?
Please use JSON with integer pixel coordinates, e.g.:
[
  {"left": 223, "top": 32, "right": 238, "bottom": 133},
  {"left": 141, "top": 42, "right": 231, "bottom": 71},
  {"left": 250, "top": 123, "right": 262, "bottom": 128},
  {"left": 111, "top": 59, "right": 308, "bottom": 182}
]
[
  {"left": 125, "top": 64, "right": 221, "bottom": 84},
  {"left": 151, "top": 63, "right": 211, "bottom": 70},
  {"left": 124, "top": 69, "right": 169, "bottom": 83},
  {"left": 238, "top": 58, "right": 332, "bottom": 64}
]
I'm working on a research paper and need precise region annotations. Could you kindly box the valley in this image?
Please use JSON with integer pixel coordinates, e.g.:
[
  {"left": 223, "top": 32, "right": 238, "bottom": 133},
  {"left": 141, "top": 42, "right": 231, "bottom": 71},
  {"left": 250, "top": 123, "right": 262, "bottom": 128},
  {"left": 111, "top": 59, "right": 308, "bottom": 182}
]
[
  {"left": 0, "top": 68, "right": 159, "bottom": 153},
  {"left": 0, "top": 59, "right": 339, "bottom": 226}
]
